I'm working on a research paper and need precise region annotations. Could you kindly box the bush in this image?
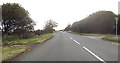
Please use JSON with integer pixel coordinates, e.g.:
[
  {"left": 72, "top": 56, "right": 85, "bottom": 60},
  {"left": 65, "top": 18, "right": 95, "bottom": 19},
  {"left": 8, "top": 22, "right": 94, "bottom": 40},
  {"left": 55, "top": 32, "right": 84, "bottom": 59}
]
[
  {"left": 21, "top": 32, "right": 35, "bottom": 39},
  {"left": 2, "top": 32, "right": 35, "bottom": 45},
  {"left": 3, "top": 34, "right": 21, "bottom": 42},
  {"left": 2, "top": 33, "right": 52, "bottom": 46}
]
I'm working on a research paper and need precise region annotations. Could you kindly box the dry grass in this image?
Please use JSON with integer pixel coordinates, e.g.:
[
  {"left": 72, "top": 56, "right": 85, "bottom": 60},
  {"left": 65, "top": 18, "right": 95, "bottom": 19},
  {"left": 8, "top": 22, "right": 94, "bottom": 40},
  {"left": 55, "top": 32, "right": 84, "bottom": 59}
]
[{"left": 2, "top": 46, "right": 29, "bottom": 61}]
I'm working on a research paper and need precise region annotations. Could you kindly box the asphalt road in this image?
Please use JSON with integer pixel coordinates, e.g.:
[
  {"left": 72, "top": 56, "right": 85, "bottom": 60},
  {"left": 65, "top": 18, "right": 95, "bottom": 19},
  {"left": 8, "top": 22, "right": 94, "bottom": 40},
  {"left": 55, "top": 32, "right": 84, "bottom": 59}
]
[{"left": 14, "top": 31, "right": 118, "bottom": 62}]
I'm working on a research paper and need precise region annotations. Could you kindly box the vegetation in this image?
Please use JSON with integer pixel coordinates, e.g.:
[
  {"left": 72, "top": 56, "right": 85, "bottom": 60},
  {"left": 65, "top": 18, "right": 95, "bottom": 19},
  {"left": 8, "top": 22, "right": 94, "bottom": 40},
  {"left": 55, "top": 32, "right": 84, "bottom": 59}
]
[
  {"left": 1, "top": 3, "right": 57, "bottom": 45},
  {"left": 2, "top": 46, "right": 29, "bottom": 61},
  {"left": 1, "top": 3, "right": 57, "bottom": 61},
  {"left": 64, "top": 24, "right": 71, "bottom": 31},
  {"left": 67, "top": 31, "right": 120, "bottom": 42},
  {"left": 43, "top": 20, "right": 58, "bottom": 33},
  {"left": 67, "top": 31, "right": 104, "bottom": 36},
  {"left": 69, "top": 11, "right": 116, "bottom": 34},
  {"left": 3, "top": 2, "right": 120, "bottom": 61},
  {"left": 2, "top": 3, "right": 35, "bottom": 38},
  {"left": 53, "top": 30, "right": 59, "bottom": 33},
  {"left": 2, "top": 33, "right": 53, "bottom": 61},
  {"left": 34, "top": 30, "right": 44, "bottom": 36},
  {"left": 65, "top": 11, "right": 120, "bottom": 42},
  {"left": 3, "top": 33, "right": 52, "bottom": 46},
  {"left": 118, "top": 14, "right": 120, "bottom": 35},
  {"left": 3, "top": 34, "right": 21, "bottom": 42},
  {"left": 102, "top": 36, "right": 120, "bottom": 42}
]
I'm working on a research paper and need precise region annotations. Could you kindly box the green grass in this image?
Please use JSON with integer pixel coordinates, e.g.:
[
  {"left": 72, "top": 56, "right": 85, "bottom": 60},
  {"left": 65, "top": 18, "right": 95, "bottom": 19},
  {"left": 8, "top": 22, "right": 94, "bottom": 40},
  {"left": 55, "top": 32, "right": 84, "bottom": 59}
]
[
  {"left": 2, "top": 46, "right": 29, "bottom": 61},
  {"left": 67, "top": 31, "right": 103, "bottom": 36},
  {"left": 2, "top": 33, "right": 53, "bottom": 61},
  {"left": 3, "top": 34, "right": 21, "bottom": 42},
  {"left": 102, "top": 36, "right": 120, "bottom": 42},
  {"left": 3, "top": 33, "right": 52, "bottom": 46},
  {"left": 67, "top": 31, "right": 120, "bottom": 42},
  {"left": 53, "top": 31, "right": 59, "bottom": 33}
]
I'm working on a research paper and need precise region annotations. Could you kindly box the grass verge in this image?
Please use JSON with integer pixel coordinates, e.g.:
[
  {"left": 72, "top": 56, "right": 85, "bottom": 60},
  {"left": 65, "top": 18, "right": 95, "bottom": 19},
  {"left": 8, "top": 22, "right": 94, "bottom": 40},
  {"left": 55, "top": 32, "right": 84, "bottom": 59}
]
[
  {"left": 3, "top": 33, "right": 52, "bottom": 46},
  {"left": 53, "top": 31, "right": 59, "bottom": 33},
  {"left": 102, "top": 36, "right": 120, "bottom": 42},
  {"left": 67, "top": 31, "right": 120, "bottom": 42},
  {"left": 2, "top": 46, "right": 29, "bottom": 61},
  {"left": 67, "top": 31, "right": 104, "bottom": 36},
  {"left": 2, "top": 33, "right": 53, "bottom": 61}
]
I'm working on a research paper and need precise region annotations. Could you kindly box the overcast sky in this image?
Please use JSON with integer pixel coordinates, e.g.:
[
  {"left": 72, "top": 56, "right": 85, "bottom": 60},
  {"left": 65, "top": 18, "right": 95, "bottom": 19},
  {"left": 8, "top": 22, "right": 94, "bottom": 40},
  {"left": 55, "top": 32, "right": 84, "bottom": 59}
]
[{"left": 0, "top": 0, "right": 119, "bottom": 30}]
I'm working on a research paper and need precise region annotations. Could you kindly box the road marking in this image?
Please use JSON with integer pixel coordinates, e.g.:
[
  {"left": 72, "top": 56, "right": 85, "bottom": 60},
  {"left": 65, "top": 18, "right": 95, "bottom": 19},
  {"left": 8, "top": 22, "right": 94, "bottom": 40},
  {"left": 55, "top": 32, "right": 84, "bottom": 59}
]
[
  {"left": 83, "top": 46, "right": 106, "bottom": 63},
  {"left": 68, "top": 35, "right": 80, "bottom": 45},
  {"left": 112, "top": 42, "right": 119, "bottom": 45},
  {"left": 73, "top": 40, "right": 80, "bottom": 44},
  {"left": 66, "top": 33, "right": 106, "bottom": 62},
  {"left": 86, "top": 36, "right": 99, "bottom": 40},
  {"left": 68, "top": 36, "right": 72, "bottom": 39},
  {"left": 70, "top": 37, "right": 73, "bottom": 39}
]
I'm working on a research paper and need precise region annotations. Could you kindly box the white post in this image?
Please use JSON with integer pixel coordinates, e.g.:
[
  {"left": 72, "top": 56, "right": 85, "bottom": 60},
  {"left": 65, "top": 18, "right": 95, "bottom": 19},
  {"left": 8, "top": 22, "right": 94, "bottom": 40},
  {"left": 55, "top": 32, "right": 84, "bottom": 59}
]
[
  {"left": 116, "top": 21, "right": 118, "bottom": 37},
  {"left": 115, "top": 17, "right": 119, "bottom": 37}
]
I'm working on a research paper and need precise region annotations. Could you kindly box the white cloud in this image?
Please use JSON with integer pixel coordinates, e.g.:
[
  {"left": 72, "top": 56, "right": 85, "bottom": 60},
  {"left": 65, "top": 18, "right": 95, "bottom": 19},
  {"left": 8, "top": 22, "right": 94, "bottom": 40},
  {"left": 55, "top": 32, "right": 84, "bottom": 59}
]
[{"left": 0, "top": 0, "right": 119, "bottom": 30}]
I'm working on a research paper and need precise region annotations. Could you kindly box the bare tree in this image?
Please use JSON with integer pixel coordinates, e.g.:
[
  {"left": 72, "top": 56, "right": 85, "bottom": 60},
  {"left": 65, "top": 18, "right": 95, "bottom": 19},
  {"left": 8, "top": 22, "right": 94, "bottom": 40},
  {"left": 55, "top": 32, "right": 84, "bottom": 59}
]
[
  {"left": 64, "top": 24, "right": 71, "bottom": 31},
  {"left": 44, "top": 20, "right": 58, "bottom": 33}
]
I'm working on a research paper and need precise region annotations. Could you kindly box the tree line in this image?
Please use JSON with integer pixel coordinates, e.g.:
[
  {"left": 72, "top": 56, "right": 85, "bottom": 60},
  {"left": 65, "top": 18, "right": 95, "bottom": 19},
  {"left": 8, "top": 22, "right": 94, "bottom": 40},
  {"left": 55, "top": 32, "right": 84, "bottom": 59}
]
[
  {"left": 1, "top": 3, "right": 57, "bottom": 40},
  {"left": 65, "top": 11, "right": 120, "bottom": 34}
]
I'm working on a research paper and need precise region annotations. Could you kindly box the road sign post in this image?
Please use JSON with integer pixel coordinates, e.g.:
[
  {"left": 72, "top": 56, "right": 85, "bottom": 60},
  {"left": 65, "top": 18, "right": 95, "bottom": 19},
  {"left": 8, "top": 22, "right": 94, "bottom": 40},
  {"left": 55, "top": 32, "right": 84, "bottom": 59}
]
[{"left": 114, "top": 17, "right": 119, "bottom": 37}]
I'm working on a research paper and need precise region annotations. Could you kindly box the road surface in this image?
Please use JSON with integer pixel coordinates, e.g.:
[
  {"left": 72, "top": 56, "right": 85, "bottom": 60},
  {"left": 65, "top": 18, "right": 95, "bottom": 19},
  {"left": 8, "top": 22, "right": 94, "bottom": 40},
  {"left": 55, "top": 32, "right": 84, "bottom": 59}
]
[{"left": 14, "top": 31, "right": 118, "bottom": 62}]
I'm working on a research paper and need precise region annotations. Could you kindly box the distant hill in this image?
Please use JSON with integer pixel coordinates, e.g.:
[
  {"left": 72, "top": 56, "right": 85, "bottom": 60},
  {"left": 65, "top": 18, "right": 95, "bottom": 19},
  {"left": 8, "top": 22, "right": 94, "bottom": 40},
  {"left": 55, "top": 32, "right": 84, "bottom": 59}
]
[{"left": 71, "top": 11, "right": 116, "bottom": 34}]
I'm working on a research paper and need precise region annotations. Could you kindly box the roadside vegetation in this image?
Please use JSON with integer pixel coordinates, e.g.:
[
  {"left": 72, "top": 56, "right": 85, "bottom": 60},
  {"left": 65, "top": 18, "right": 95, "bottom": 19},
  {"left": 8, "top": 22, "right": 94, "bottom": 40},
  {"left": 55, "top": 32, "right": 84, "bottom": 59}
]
[
  {"left": 69, "top": 11, "right": 118, "bottom": 34},
  {"left": 102, "top": 35, "right": 120, "bottom": 42},
  {"left": 67, "top": 31, "right": 120, "bottom": 42},
  {"left": 2, "top": 46, "right": 29, "bottom": 61},
  {"left": 53, "top": 31, "right": 59, "bottom": 33},
  {"left": 2, "top": 33, "right": 53, "bottom": 61},
  {"left": 64, "top": 11, "right": 120, "bottom": 42},
  {"left": 3, "top": 33, "right": 52, "bottom": 46},
  {"left": 67, "top": 31, "right": 105, "bottom": 36},
  {"left": 2, "top": 3, "right": 57, "bottom": 61}
]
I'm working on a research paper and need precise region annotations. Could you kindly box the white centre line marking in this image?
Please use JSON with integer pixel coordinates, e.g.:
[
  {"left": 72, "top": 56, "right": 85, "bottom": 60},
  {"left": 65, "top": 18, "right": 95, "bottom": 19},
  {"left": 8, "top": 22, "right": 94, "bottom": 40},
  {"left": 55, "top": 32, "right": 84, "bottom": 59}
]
[
  {"left": 83, "top": 46, "right": 106, "bottom": 63},
  {"left": 68, "top": 36, "right": 73, "bottom": 39},
  {"left": 67, "top": 35, "right": 80, "bottom": 45},
  {"left": 66, "top": 34, "right": 106, "bottom": 62},
  {"left": 73, "top": 40, "right": 80, "bottom": 44},
  {"left": 70, "top": 37, "right": 73, "bottom": 39}
]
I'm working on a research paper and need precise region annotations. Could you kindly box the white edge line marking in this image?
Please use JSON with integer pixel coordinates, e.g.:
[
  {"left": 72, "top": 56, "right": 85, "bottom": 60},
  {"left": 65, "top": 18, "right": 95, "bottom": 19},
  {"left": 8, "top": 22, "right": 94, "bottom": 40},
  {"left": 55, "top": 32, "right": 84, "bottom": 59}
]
[{"left": 83, "top": 46, "right": 106, "bottom": 63}]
